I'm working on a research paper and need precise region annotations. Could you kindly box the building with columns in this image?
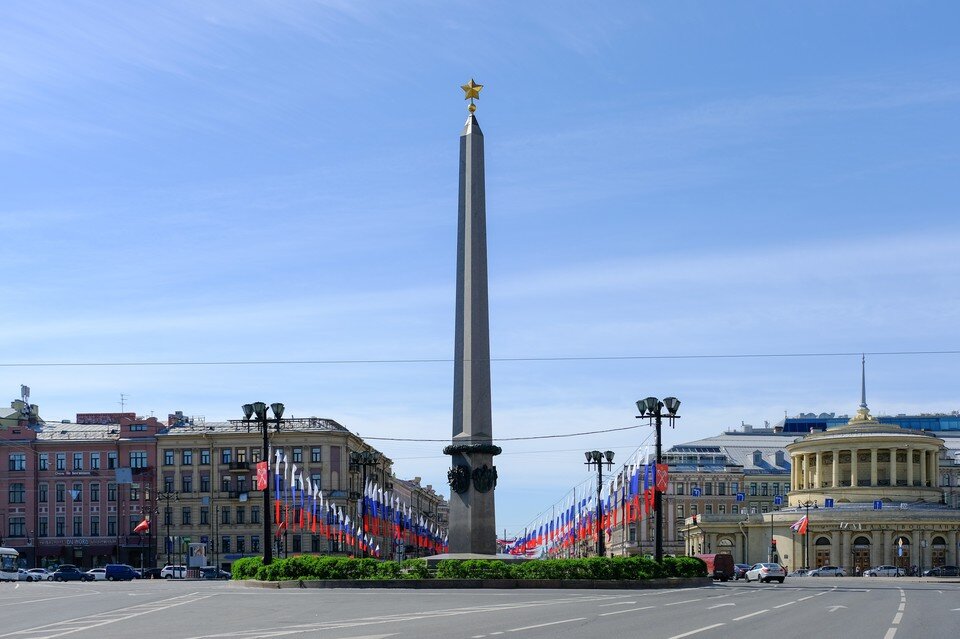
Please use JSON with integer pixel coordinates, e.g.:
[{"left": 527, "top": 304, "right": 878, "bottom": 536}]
[{"left": 683, "top": 390, "right": 960, "bottom": 573}]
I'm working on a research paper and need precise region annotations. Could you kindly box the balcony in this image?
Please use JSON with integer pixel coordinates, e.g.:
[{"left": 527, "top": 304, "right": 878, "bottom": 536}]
[{"left": 228, "top": 461, "right": 250, "bottom": 472}]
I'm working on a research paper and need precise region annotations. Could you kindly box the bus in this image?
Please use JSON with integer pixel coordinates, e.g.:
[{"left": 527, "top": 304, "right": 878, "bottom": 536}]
[{"left": 0, "top": 547, "right": 19, "bottom": 581}]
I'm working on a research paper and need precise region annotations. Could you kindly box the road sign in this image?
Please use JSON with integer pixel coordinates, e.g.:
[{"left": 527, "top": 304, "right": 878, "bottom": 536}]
[
  {"left": 692, "top": 487, "right": 702, "bottom": 497},
  {"left": 773, "top": 495, "right": 783, "bottom": 506},
  {"left": 824, "top": 498, "right": 834, "bottom": 508},
  {"left": 736, "top": 492, "right": 745, "bottom": 502},
  {"left": 873, "top": 500, "right": 883, "bottom": 510}
]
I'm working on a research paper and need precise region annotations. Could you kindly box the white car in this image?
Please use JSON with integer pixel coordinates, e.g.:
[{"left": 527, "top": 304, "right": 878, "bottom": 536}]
[
  {"left": 17, "top": 569, "right": 36, "bottom": 582},
  {"left": 863, "top": 565, "right": 904, "bottom": 577},
  {"left": 160, "top": 565, "right": 187, "bottom": 579},
  {"left": 27, "top": 568, "right": 53, "bottom": 581},
  {"left": 744, "top": 562, "right": 786, "bottom": 583},
  {"left": 86, "top": 568, "right": 107, "bottom": 581},
  {"left": 808, "top": 565, "right": 846, "bottom": 577}
]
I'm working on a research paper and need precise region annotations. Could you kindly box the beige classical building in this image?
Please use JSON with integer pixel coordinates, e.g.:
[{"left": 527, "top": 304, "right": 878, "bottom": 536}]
[{"left": 684, "top": 392, "right": 960, "bottom": 573}]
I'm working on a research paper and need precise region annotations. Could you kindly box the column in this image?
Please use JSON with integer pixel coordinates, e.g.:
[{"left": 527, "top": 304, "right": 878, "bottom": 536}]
[
  {"left": 890, "top": 448, "right": 898, "bottom": 486},
  {"left": 881, "top": 529, "right": 893, "bottom": 565},
  {"left": 840, "top": 530, "right": 851, "bottom": 572},
  {"left": 815, "top": 451, "right": 823, "bottom": 488},
  {"left": 870, "top": 449, "right": 878, "bottom": 486},
  {"left": 907, "top": 448, "right": 914, "bottom": 487},
  {"left": 850, "top": 449, "right": 858, "bottom": 488},
  {"left": 920, "top": 449, "right": 927, "bottom": 487},
  {"left": 949, "top": 530, "right": 958, "bottom": 566},
  {"left": 792, "top": 456, "right": 800, "bottom": 491},
  {"left": 831, "top": 450, "right": 839, "bottom": 488}
]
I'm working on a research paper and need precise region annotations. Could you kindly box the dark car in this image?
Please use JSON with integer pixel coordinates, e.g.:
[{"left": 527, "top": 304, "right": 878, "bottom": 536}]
[
  {"left": 105, "top": 564, "right": 139, "bottom": 581},
  {"left": 201, "top": 567, "right": 231, "bottom": 580},
  {"left": 52, "top": 564, "right": 94, "bottom": 582},
  {"left": 733, "top": 564, "right": 750, "bottom": 580},
  {"left": 140, "top": 567, "right": 163, "bottom": 579},
  {"left": 922, "top": 565, "right": 959, "bottom": 577}
]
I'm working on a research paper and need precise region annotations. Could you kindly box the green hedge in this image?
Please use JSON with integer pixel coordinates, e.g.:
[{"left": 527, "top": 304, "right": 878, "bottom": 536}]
[{"left": 234, "top": 555, "right": 706, "bottom": 581}]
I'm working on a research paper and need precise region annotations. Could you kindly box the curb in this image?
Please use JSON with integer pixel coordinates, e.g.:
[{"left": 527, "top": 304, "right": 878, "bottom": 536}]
[{"left": 240, "top": 577, "right": 712, "bottom": 590}]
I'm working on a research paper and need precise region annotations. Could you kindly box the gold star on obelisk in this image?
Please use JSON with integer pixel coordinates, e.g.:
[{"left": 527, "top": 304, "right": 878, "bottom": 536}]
[{"left": 461, "top": 78, "right": 483, "bottom": 113}]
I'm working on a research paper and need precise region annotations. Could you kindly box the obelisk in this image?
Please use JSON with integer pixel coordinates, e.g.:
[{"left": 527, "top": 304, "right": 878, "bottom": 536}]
[{"left": 443, "top": 79, "right": 500, "bottom": 555}]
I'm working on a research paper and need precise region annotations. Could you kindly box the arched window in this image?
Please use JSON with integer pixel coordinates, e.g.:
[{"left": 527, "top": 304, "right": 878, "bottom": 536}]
[{"left": 815, "top": 536, "right": 831, "bottom": 546}]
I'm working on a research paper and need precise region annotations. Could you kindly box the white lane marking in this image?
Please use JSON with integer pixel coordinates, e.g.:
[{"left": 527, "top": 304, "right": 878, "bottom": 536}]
[
  {"left": 599, "top": 606, "right": 655, "bottom": 617},
  {"left": 668, "top": 623, "right": 725, "bottom": 639},
  {"left": 798, "top": 596, "right": 815, "bottom": 601},
  {"left": 898, "top": 603, "right": 905, "bottom": 612},
  {"left": 892, "top": 612, "right": 903, "bottom": 625},
  {"left": 883, "top": 629, "right": 897, "bottom": 639},
  {"left": 827, "top": 605, "right": 847, "bottom": 612},
  {"left": 507, "top": 618, "right": 585, "bottom": 633},
  {"left": 774, "top": 601, "right": 795, "bottom": 608},
  {"left": 707, "top": 603, "right": 736, "bottom": 609},
  {"left": 732, "top": 610, "right": 768, "bottom": 621},
  {"left": 664, "top": 598, "right": 702, "bottom": 606},
  {"left": 598, "top": 601, "right": 636, "bottom": 607}
]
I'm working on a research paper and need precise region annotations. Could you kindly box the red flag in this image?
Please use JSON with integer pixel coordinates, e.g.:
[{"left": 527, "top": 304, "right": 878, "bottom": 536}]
[
  {"left": 133, "top": 518, "right": 150, "bottom": 533},
  {"left": 275, "top": 520, "right": 287, "bottom": 538},
  {"left": 655, "top": 464, "right": 669, "bottom": 492},
  {"left": 255, "top": 461, "right": 268, "bottom": 491}
]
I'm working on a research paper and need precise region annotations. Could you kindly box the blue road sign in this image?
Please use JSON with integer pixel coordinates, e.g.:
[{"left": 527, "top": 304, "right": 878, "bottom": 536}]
[
  {"left": 736, "top": 492, "right": 745, "bottom": 502},
  {"left": 692, "top": 487, "right": 702, "bottom": 497},
  {"left": 773, "top": 495, "right": 783, "bottom": 506},
  {"left": 824, "top": 498, "right": 834, "bottom": 508},
  {"left": 873, "top": 500, "right": 883, "bottom": 510}
]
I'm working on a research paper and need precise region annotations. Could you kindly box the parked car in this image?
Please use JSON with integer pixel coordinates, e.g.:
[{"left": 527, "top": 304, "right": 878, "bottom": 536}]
[
  {"left": 140, "top": 567, "right": 163, "bottom": 579},
  {"left": 787, "top": 568, "right": 809, "bottom": 577},
  {"left": 160, "top": 565, "right": 187, "bottom": 579},
  {"left": 922, "top": 565, "right": 959, "bottom": 577},
  {"left": 17, "top": 569, "right": 36, "bottom": 581},
  {"left": 52, "top": 565, "right": 94, "bottom": 582},
  {"left": 26, "top": 568, "right": 53, "bottom": 581},
  {"left": 733, "top": 564, "right": 751, "bottom": 580},
  {"left": 695, "top": 553, "right": 736, "bottom": 582},
  {"left": 105, "top": 564, "right": 139, "bottom": 581},
  {"left": 86, "top": 568, "right": 107, "bottom": 581},
  {"left": 200, "top": 567, "right": 231, "bottom": 580},
  {"left": 863, "top": 565, "right": 904, "bottom": 577},
  {"left": 808, "top": 565, "right": 846, "bottom": 577},
  {"left": 744, "top": 562, "right": 786, "bottom": 583}
]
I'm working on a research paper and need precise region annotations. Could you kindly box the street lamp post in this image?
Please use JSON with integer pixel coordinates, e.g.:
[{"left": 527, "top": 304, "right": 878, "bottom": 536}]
[
  {"left": 920, "top": 538, "right": 927, "bottom": 576},
  {"left": 636, "top": 396, "right": 681, "bottom": 564},
  {"left": 241, "top": 401, "right": 285, "bottom": 566},
  {"left": 769, "top": 504, "right": 780, "bottom": 563},
  {"left": 349, "top": 450, "right": 381, "bottom": 558},
  {"left": 799, "top": 499, "right": 817, "bottom": 570},
  {"left": 158, "top": 490, "right": 179, "bottom": 566},
  {"left": 584, "top": 450, "right": 614, "bottom": 557}
]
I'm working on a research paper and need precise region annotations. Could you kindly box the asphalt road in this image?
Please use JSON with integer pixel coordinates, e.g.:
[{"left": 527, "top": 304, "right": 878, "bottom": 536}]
[{"left": 1, "top": 577, "right": 958, "bottom": 639}]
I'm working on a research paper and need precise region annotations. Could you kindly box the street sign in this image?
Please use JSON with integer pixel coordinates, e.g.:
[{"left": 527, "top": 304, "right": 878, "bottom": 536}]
[
  {"left": 773, "top": 495, "right": 783, "bottom": 506},
  {"left": 692, "top": 487, "right": 702, "bottom": 497},
  {"left": 824, "top": 498, "right": 834, "bottom": 508},
  {"left": 736, "top": 492, "right": 745, "bottom": 502},
  {"left": 873, "top": 500, "right": 883, "bottom": 510}
]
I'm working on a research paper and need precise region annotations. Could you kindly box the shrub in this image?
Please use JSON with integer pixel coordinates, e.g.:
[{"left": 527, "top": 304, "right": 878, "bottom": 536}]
[{"left": 231, "top": 556, "right": 263, "bottom": 580}]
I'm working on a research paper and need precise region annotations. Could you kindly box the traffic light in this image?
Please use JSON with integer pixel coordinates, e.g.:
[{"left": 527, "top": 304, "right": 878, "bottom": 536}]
[
  {"left": 692, "top": 515, "right": 698, "bottom": 525},
  {"left": 771, "top": 538, "right": 777, "bottom": 548}
]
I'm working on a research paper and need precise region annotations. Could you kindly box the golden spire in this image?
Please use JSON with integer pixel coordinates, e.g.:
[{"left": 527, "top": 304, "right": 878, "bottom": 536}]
[{"left": 461, "top": 78, "right": 483, "bottom": 113}]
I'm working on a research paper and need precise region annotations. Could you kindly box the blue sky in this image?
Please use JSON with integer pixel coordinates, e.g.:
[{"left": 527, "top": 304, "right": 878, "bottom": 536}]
[{"left": 1, "top": 1, "right": 958, "bottom": 534}]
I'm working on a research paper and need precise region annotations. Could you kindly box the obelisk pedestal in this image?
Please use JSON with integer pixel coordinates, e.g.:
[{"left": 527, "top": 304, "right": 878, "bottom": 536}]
[{"left": 443, "top": 80, "right": 501, "bottom": 556}]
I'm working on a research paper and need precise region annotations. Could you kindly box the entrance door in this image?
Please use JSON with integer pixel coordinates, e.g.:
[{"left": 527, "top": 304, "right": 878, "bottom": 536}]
[
  {"left": 853, "top": 548, "right": 870, "bottom": 574},
  {"left": 815, "top": 548, "right": 831, "bottom": 568}
]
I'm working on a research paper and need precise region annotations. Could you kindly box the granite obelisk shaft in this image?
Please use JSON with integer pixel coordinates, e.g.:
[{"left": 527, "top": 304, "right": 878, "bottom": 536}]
[{"left": 447, "top": 113, "right": 498, "bottom": 555}]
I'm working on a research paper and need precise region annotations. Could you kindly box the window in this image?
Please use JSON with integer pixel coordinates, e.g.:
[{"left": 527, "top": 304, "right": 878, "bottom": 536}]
[
  {"left": 237, "top": 449, "right": 246, "bottom": 463},
  {"left": 200, "top": 449, "right": 210, "bottom": 465},
  {"left": 628, "top": 527, "right": 637, "bottom": 543},
  {"left": 39, "top": 483, "right": 48, "bottom": 503},
  {"left": 221, "top": 449, "right": 232, "bottom": 464},
  {"left": 251, "top": 535, "right": 260, "bottom": 553},
  {"left": 91, "top": 452, "right": 100, "bottom": 470},
  {"left": 56, "top": 516, "right": 65, "bottom": 537},
  {"left": 311, "top": 474, "right": 322, "bottom": 491},
  {"left": 108, "top": 452, "right": 117, "bottom": 470},
  {"left": 292, "top": 535, "right": 301, "bottom": 552},
  {"left": 164, "top": 507, "right": 173, "bottom": 526},
  {"left": 72, "top": 482, "right": 83, "bottom": 502},
  {"left": 221, "top": 508, "right": 231, "bottom": 525},
  {"left": 56, "top": 453, "right": 66, "bottom": 471},
  {"left": 731, "top": 482, "right": 739, "bottom": 494},
  {"left": 130, "top": 484, "right": 139, "bottom": 501},
  {"left": 311, "top": 447, "right": 322, "bottom": 463},
  {"left": 761, "top": 483, "right": 769, "bottom": 496},
  {"left": 200, "top": 507, "right": 209, "bottom": 525},
  {"left": 251, "top": 506, "right": 260, "bottom": 524},
  {"left": 719, "top": 505, "right": 726, "bottom": 514},
  {"left": 164, "top": 450, "right": 175, "bottom": 465},
  {"left": 181, "top": 475, "right": 193, "bottom": 493},
  {"left": 8, "top": 517, "right": 25, "bottom": 538},
  {"left": 73, "top": 516, "right": 83, "bottom": 536},
  {"left": 39, "top": 517, "right": 49, "bottom": 538},
  {"left": 704, "top": 482, "right": 713, "bottom": 496},
  {"left": 749, "top": 483, "right": 758, "bottom": 496},
  {"left": 130, "top": 451, "right": 147, "bottom": 468},
  {"left": 221, "top": 536, "right": 231, "bottom": 553},
  {"left": 9, "top": 453, "right": 26, "bottom": 471},
  {"left": 56, "top": 483, "right": 65, "bottom": 502},
  {"left": 718, "top": 482, "right": 727, "bottom": 496},
  {"left": 107, "top": 516, "right": 116, "bottom": 537},
  {"left": 292, "top": 448, "right": 303, "bottom": 463},
  {"left": 222, "top": 477, "right": 231, "bottom": 493},
  {"left": 73, "top": 452, "right": 83, "bottom": 470},
  {"left": 675, "top": 482, "right": 685, "bottom": 495},
  {"left": 200, "top": 475, "right": 210, "bottom": 492},
  {"left": 236, "top": 476, "right": 247, "bottom": 493},
  {"left": 182, "top": 507, "right": 191, "bottom": 525},
  {"left": 9, "top": 483, "right": 26, "bottom": 503},
  {"left": 236, "top": 507, "right": 245, "bottom": 525},
  {"left": 90, "top": 516, "right": 99, "bottom": 537},
  {"left": 252, "top": 449, "right": 261, "bottom": 463},
  {"left": 182, "top": 450, "right": 193, "bottom": 465},
  {"left": 236, "top": 536, "right": 246, "bottom": 554},
  {"left": 705, "top": 505, "right": 713, "bottom": 514},
  {"left": 39, "top": 453, "right": 48, "bottom": 470},
  {"left": 773, "top": 483, "right": 781, "bottom": 496},
  {"left": 677, "top": 504, "right": 684, "bottom": 518},
  {"left": 164, "top": 477, "right": 174, "bottom": 492},
  {"left": 129, "top": 424, "right": 147, "bottom": 432},
  {"left": 108, "top": 483, "right": 117, "bottom": 502},
  {"left": 90, "top": 483, "right": 100, "bottom": 502}
]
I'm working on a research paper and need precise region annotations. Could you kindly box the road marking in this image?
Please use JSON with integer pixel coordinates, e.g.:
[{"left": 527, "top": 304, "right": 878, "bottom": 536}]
[
  {"left": 668, "top": 623, "right": 725, "bottom": 639},
  {"left": 898, "top": 603, "right": 905, "bottom": 612},
  {"left": 797, "top": 596, "right": 815, "bottom": 601},
  {"left": 598, "top": 601, "right": 636, "bottom": 607},
  {"left": 599, "top": 606, "right": 654, "bottom": 617},
  {"left": 732, "top": 610, "right": 768, "bottom": 621},
  {"left": 773, "top": 601, "right": 795, "bottom": 608},
  {"left": 707, "top": 603, "right": 736, "bottom": 609},
  {"left": 827, "top": 605, "right": 847, "bottom": 612},
  {"left": 883, "top": 629, "right": 897, "bottom": 639},
  {"left": 507, "top": 618, "right": 585, "bottom": 632},
  {"left": 664, "top": 598, "right": 702, "bottom": 606}
]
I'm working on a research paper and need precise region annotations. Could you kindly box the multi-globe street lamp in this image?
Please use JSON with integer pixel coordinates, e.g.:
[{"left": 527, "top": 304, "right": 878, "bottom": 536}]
[
  {"left": 241, "top": 401, "right": 285, "bottom": 566},
  {"left": 636, "top": 396, "right": 680, "bottom": 563},
  {"left": 157, "top": 490, "right": 179, "bottom": 566},
  {"left": 349, "top": 450, "right": 381, "bottom": 558},
  {"left": 584, "top": 450, "right": 614, "bottom": 557},
  {"left": 799, "top": 499, "right": 817, "bottom": 570}
]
